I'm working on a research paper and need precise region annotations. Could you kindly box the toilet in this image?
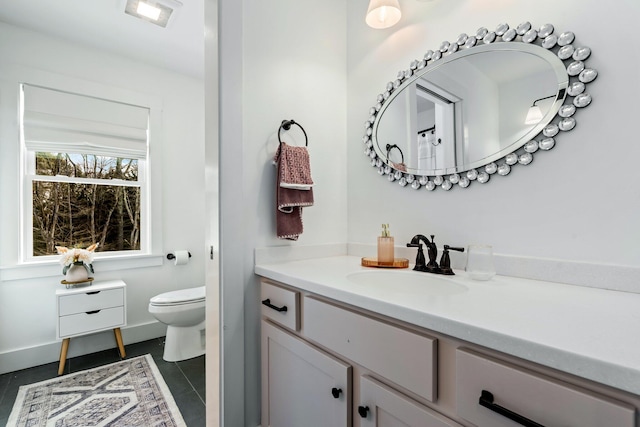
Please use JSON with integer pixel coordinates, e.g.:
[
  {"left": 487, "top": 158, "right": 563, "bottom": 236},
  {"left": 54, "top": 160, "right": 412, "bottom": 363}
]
[{"left": 148, "top": 286, "right": 206, "bottom": 362}]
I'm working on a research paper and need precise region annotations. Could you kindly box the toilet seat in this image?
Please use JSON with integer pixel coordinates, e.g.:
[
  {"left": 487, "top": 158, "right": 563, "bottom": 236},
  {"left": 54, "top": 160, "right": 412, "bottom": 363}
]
[{"left": 150, "top": 286, "right": 205, "bottom": 306}]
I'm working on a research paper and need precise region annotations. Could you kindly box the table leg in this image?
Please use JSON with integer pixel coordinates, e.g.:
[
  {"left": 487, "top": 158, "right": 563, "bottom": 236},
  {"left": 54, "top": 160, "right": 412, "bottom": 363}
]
[
  {"left": 114, "top": 328, "right": 126, "bottom": 358},
  {"left": 58, "top": 338, "right": 70, "bottom": 375}
]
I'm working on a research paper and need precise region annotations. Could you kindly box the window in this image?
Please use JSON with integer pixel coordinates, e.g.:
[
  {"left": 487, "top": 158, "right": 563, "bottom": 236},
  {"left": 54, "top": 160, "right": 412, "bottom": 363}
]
[{"left": 21, "top": 84, "right": 150, "bottom": 260}]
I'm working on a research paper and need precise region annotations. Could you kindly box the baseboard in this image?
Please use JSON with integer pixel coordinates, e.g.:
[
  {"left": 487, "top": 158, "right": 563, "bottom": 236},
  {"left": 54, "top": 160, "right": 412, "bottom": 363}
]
[{"left": 0, "top": 321, "right": 167, "bottom": 375}]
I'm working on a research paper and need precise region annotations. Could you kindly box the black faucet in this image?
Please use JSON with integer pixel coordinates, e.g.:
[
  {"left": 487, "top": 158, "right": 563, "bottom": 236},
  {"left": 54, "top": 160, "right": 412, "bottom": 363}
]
[
  {"left": 406, "top": 234, "right": 439, "bottom": 273},
  {"left": 407, "top": 235, "right": 465, "bottom": 275}
]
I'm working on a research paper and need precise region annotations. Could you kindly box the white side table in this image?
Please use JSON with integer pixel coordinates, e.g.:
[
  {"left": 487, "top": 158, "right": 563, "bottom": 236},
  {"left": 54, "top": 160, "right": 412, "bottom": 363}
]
[{"left": 55, "top": 279, "right": 127, "bottom": 375}]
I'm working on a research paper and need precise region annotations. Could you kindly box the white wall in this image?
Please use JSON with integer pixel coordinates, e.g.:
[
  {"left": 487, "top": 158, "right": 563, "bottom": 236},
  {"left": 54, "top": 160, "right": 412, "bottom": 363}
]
[
  {"left": 218, "top": 0, "right": 347, "bottom": 424},
  {"left": 347, "top": 0, "right": 640, "bottom": 276},
  {"left": 0, "top": 22, "right": 205, "bottom": 372},
  {"left": 218, "top": 0, "right": 639, "bottom": 424}
]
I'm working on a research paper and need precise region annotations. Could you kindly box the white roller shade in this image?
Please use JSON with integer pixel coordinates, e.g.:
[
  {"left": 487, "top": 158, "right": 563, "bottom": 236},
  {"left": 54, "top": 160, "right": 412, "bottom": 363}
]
[{"left": 22, "top": 84, "right": 149, "bottom": 159}]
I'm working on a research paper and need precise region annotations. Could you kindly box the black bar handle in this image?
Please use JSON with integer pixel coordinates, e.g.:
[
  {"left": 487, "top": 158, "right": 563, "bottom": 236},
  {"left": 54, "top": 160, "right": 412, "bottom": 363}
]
[
  {"left": 331, "top": 387, "right": 342, "bottom": 399},
  {"left": 479, "top": 390, "right": 545, "bottom": 427},
  {"left": 86, "top": 310, "right": 101, "bottom": 315},
  {"left": 261, "top": 298, "right": 288, "bottom": 313},
  {"left": 86, "top": 291, "right": 101, "bottom": 295},
  {"left": 357, "top": 406, "right": 369, "bottom": 418}
]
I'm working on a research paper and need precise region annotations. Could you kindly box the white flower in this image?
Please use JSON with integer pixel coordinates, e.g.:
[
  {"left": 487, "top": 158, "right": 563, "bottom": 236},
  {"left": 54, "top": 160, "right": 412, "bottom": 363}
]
[{"left": 56, "top": 243, "right": 98, "bottom": 270}]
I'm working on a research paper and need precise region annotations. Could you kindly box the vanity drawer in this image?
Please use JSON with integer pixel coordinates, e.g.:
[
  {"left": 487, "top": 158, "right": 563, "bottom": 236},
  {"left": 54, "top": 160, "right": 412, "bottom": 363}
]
[
  {"left": 303, "top": 296, "right": 437, "bottom": 402},
  {"left": 456, "top": 349, "right": 635, "bottom": 427},
  {"left": 261, "top": 280, "right": 300, "bottom": 331},
  {"left": 59, "top": 306, "right": 125, "bottom": 338},
  {"left": 58, "top": 288, "right": 124, "bottom": 316}
]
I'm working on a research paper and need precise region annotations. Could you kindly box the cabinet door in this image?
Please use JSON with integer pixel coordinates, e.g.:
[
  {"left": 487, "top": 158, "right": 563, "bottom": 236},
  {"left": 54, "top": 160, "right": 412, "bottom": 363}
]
[
  {"left": 262, "top": 320, "right": 351, "bottom": 427},
  {"left": 359, "top": 376, "right": 462, "bottom": 427}
]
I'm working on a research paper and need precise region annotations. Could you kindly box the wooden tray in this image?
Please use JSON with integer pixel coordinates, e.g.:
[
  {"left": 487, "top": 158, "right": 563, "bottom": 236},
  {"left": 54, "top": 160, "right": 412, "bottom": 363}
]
[
  {"left": 361, "top": 257, "right": 409, "bottom": 268},
  {"left": 60, "top": 278, "right": 94, "bottom": 288}
]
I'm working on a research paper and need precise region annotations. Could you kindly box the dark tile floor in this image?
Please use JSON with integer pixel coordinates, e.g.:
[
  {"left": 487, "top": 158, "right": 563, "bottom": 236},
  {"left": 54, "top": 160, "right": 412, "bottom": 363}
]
[{"left": 0, "top": 337, "right": 206, "bottom": 427}]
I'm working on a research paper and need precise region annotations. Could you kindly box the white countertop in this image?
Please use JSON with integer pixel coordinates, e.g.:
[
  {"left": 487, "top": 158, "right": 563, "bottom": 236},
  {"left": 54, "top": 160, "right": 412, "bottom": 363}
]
[{"left": 255, "top": 255, "right": 640, "bottom": 396}]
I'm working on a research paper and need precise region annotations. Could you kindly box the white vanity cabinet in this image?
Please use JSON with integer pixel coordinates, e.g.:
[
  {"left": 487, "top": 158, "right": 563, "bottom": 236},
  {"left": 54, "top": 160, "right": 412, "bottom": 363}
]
[
  {"left": 260, "top": 279, "right": 461, "bottom": 427},
  {"left": 259, "top": 277, "right": 640, "bottom": 427}
]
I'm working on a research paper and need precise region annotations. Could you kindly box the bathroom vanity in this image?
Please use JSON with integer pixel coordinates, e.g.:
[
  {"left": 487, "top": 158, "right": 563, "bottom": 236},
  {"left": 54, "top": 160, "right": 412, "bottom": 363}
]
[
  {"left": 55, "top": 279, "right": 127, "bottom": 375},
  {"left": 256, "top": 256, "right": 640, "bottom": 427}
]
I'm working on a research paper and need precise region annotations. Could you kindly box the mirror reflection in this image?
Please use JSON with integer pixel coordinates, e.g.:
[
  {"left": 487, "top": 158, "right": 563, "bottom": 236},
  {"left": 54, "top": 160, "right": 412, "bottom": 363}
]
[{"left": 375, "top": 45, "right": 567, "bottom": 176}]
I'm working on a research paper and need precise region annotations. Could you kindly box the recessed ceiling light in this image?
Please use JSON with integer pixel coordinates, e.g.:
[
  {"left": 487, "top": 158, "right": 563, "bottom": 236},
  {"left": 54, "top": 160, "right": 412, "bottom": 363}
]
[
  {"left": 125, "top": 0, "right": 175, "bottom": 28},
  {"left": 137, "top": 2, "right": 162, "bottom": 20}
]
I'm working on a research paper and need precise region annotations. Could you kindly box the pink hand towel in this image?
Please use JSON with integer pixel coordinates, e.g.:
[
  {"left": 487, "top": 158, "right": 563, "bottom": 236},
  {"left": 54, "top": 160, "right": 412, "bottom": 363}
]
[
  {"left": 275, "top": 143, "right": 315, "bottom": 190},
  {"left": 274, "top": 143, "right": 314, "bottom": 240}
]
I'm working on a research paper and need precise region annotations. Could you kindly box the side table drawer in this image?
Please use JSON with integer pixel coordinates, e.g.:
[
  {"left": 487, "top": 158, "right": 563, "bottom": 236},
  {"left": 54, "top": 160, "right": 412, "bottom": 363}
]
[
  {"left": 261, "top": 280, "right": 300, "bottom": 331},
  {"left": 59, "top": 288, "right": 124, "bottom": 316},
  {"left": 456, "top": 348, "right": 635, "bottom": 427},
  {"left": 59, "top": 306, "right": 125, "bottom": 338}
]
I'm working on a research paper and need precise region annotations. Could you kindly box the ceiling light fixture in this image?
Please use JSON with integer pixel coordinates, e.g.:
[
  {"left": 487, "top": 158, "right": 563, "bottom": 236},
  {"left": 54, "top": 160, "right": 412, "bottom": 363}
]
[
  {"left": 366, "top": 0, "right": 402, "bottom": 29},
  {"left": 124, "top": 0, "right": 182, "bottom": 28},
  {"left": 137, "top": 2, "right": 162, "bottom": 20}
]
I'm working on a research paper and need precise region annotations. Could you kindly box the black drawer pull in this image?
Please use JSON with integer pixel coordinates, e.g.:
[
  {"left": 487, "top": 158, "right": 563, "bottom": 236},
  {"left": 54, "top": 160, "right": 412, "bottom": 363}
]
[
  {"left": 261, "top": 298, "right": 288, "bottom": 313},
  {"left": 331, "top": 387, "right": 342, "bottom": 399},
  {"left": 479, "top": 390, "right": 545, "bottom": 427},
  {"left": 357, "top": 406, "right": 369, "bottom": 418},
  {"left": 86, "top": 310, "right": 101, "bottom": 315},
  {"left": 86, "top": 291, "right": 101, "bottom": 295}
]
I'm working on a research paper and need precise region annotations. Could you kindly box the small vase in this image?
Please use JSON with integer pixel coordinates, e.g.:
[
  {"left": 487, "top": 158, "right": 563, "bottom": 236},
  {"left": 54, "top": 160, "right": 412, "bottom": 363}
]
[{"left": 65, "top": 262, "right": 90, "bottom": 283}]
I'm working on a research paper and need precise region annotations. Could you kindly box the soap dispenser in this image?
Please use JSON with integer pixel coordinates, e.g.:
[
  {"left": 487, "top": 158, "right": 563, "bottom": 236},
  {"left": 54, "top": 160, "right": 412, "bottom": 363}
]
[{"left": 377, "top": 224, "right": 394, "bottom": 266}]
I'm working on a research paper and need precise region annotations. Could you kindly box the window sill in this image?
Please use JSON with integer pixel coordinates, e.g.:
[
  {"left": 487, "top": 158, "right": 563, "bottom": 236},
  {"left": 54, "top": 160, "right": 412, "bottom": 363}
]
[{"left": 0, "top": 254, "right": 164, "bottom": 281}]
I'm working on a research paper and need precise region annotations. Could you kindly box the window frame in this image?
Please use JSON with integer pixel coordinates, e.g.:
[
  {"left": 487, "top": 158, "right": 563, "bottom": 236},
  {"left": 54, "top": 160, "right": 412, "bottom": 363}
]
[{"left": 12, "top": 73, "right": 163, "bottom": 266}]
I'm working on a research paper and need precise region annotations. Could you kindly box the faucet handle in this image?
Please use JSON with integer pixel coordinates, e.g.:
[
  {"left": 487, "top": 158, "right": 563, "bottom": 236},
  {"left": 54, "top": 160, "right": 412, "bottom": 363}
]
[
  {"left": 439, "top": 245, "right": 465, "bottom": 275},
  {"left": 406, "top": 242, "right": 426, "bottom": 271}
]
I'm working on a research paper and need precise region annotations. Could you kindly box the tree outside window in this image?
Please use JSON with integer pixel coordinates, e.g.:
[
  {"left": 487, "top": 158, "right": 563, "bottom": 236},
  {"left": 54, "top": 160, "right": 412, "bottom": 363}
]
[{"left": 32, "top": 153, "right": 141, "bottom": 256}]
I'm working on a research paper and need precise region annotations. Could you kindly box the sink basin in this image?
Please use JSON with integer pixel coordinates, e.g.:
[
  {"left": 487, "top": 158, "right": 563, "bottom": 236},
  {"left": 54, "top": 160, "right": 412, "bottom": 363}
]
[{"left": 347, "top": 270, "right": 468, "bottom": 295}]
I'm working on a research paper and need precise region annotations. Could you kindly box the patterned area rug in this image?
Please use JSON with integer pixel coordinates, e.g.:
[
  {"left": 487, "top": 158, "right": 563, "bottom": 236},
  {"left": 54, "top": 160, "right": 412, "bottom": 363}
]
[{"left": 7, "top": 354, "right": 186, "bottom": 427}]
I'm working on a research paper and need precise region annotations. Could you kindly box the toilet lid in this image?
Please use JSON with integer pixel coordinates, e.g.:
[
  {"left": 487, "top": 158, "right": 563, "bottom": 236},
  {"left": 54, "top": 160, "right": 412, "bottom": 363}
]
[{"left": 150, "top": 286, "right": 205, "bottom": 305}]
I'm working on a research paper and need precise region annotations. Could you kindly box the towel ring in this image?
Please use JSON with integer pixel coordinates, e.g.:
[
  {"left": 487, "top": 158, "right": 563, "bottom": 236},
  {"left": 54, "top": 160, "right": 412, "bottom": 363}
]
[
  {"left": 386, "top": 143, "right": 404, "bottom": 164},
  {"left": 278, "top": 119, "right": 308, "bottom": 147}
]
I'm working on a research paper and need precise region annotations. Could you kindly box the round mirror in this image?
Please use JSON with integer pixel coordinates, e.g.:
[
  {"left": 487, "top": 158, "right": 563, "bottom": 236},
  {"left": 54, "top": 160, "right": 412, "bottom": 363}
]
[{"left": 363, "top": 22, "right": 597, "bottom": 191}]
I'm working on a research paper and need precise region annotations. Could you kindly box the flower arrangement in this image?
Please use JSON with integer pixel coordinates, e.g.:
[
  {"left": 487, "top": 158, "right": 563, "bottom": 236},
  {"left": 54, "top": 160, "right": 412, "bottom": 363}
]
[{"left": 56, "top": 243, "right": 98, "bottom": 276}]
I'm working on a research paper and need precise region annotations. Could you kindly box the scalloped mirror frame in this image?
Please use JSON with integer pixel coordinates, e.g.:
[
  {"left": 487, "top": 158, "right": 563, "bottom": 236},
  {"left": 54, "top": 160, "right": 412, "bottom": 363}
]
[{"left": 362, "top": 22, "right": 597, "bottom": 192}]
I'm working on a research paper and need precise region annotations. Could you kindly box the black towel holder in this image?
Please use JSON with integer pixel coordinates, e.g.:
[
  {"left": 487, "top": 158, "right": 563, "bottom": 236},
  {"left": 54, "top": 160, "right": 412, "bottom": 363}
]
[
  {"left": 278, "top": 119, "right": 308, "bottom": 147},
  {"left": 386, "top": 143, "right": 404, "bottom": 164}
]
